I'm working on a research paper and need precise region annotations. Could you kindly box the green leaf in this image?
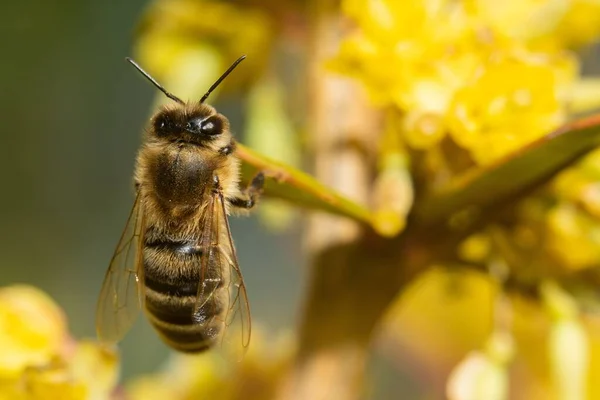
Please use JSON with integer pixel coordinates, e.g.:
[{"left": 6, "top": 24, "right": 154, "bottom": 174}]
[
  {"left": 236, "top": 144, "right": 372, "bottom": 224},
  {"left": 413, "top": 114, "right": 600, "bottom": 228}
]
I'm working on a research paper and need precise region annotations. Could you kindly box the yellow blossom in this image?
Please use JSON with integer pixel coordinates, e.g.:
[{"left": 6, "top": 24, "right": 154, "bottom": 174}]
[
  {"left": 135, "top": 0, "right": 272, "bottom": 103},
  {"left": 127, "top": 327, "right": 294, "bottom": 400},
  {"left": 9, "top": 364, "right": 88, "bottom": 400},
  {"left": 466, "top": 0, "right": 570, "bottom": 45},
  {"left": 469, "top": 0, "right": 600, "bottom": 49},
  {"left": 547, "top": 202, "right": 600, "bottom": 270},
  {"left": 555, "top": 0, "right": 600, "bottom": 48},
  {"left": 333, "top": 0, "right": 474, "bottom": 112},
  {"left": 67, "top": 341, "right": 119, "bottom": 400},
  {"left": 553, "top": 148, "right": 600, "bottom": 215},
  {"left": 447, "top": 55, "right": 571, "bottom": 165},
  {"left": 335, "top": 0, "right": 580, "bottom": 164},
  {"left": 0, "top": 286, "right": 119, "bottom": 400},
  {"left": 0, "top": 285, "right": 67, "bottom": 378},
  {"left": 462, "top": 1, "right": 600, "bottom": 50},
  {"left": 458, "top": 233, "right": 491, "bottom": 263}
]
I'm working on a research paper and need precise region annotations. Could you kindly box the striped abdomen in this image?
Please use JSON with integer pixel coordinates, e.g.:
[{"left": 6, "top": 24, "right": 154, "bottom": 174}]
[{"left": 143, "top": 234, "right": 230, "bottom": 353}]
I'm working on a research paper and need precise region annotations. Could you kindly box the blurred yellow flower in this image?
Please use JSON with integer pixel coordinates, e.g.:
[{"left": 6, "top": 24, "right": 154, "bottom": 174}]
[
  {"left": 470, "top": 0, "right": 600, "bottom": 50},
  {"left": 447, "top": 55, "right": 571, "bottom": 165},
  {"left": 6, "top": 364, "right": 88, "bottom": 400},
  {"left": 127, "top": 327, "right": 294, "bottom": 400},
  {"left": 553, "top": 148, "right": 600, "bottom": 215},
  {"left": 546, "top": 202, "right": 600, "bottom": 270},
  {"left": 135, "top": 0, "right": 273, "bottom": 103},
  {"left": 458, "top": 233, "right": 491, "bottom": 263},
  {"left": 556, "top": 0, "right": 600, "bottom": 48},
  {"left": 333, "top": 0, "right": 474, "bottom": 114},
  {"left": 68, "top": 341, "right": 119, "bottom": 400},
  {"left": 466, "top": 0, "right": 570, "bottom": 45},
  {"left": 333, "top": 0, "right": 583, "bottom": 165},
  {"left": 0, "top": 285, "right": 118, "bottom": 400},
  {"left": 0, "top": 285, "right": 67, "bottom": 378}
]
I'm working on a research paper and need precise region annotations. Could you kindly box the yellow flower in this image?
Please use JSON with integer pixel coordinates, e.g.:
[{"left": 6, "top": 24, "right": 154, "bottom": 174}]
[
  {"left": 342, "top": 0, "right": 468, "bottom": 45},
  {"left": 470, "top": 0, "right": 600, "bottom": 50},
  {"left": 555, "top": 0, "right": 600, "bottom": 48},
  {"left": 333, "top": 0, "right": 474, "bottom": 113},
  {"left": 0, "top": 285, "right": 67, "bottom": 378},
  {"left": 553, "top": 149, "right": 600, "bottom": 217},
  {"left": 520, "top": 149, "right": 600, "bottom": 273},
  {"left": 447, "top": 54, "right": 573, "bottom": 165},
  {"left": 466, "top": 0, "right": 570, "bottom": 45},
  {"left": 6, "top": 363, "right": 88, "bottom": 400},
  {"left": 458, "top": 233, "right": 491, "bottom": 263},
  {"left": 67, "top": 341, "right": 119, "bottom": 400},
  {"left": 334, "top": 0, "right": 582, "bottom": 163},
  {"left": 546, "top": 202, "right": 600, "bottom": 270},
  {"left": 127, "top": 327, "right": 293, "bottom": 400},
  {"left": 0, "top": 285, "right": 119, "bottom": 400},
  {"left": 135, "top": 0, "right": 273, "bottom": 103}
]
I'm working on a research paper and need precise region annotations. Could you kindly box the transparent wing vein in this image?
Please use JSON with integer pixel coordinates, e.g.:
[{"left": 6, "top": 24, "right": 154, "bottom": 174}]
[
  {"left": 192, "top": 189, "right": 251, "bottom": 351},
  {"left": 96, "top": 192, "right": 145, "bottom": 343}
]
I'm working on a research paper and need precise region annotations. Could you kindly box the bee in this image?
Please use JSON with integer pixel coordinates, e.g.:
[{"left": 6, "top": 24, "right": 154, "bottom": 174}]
[{"left": 96, "top": 55, "right": 264, "bottom": 353}]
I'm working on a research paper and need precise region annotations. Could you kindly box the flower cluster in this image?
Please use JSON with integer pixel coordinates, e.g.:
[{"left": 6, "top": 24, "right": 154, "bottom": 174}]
[
  {"left": 0, "top": 284, "right": 294, "bottom": 400},
  {"left": 333, "top": 0, "right": 600, "bottom": 397},
  {"left": 0, "top": 285, "right": 118, "bottom": 400},
  {"left": 332, "top": 0, "right": 594, "bottom": 166},
  {"left": 126, "top": 328, "right": 293, "bottom": 400},
  {"left": 333, "top": 0, "right": 600, "bottom": 272},
  {"left": 134, "top": 0, "right": 273, "bottom": 103}
]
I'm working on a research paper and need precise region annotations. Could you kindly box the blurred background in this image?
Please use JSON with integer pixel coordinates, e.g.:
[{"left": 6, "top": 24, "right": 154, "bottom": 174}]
[
  {"left": 0, "top": 0, "right": 302, "bottom": 379},
  {"left": 4, "top": 1, "right": 600, "bottom": 399}
]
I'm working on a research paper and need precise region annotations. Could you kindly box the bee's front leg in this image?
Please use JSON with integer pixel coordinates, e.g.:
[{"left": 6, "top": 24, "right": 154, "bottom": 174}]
[{"left": 227, "top": 172, "right": 265, "bottom": 210}]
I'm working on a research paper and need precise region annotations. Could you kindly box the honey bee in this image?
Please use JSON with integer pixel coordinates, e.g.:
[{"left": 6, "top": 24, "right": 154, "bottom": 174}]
[{"left": 96, "top": 55, "right": 264, "bottom": 353}]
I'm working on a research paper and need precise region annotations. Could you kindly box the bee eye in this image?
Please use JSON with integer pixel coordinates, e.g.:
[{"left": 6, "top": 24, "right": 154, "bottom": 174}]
[
  {"left": 186, "top": 116, "right": 223, "bottom": 137},
  {"left": 154, "top": 115, "right": 175, "bottom": 135},
  {"left": 200, "top": 116, "right": 222, "bottom": 136}
]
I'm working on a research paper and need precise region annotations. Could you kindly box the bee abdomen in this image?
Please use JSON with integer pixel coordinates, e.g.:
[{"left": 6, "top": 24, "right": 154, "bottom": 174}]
[{"left": 143, "top": 239, "right": 229, "bottom": 353}]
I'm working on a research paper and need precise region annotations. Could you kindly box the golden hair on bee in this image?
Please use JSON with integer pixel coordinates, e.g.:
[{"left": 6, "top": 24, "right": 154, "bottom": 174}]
[{"left": 96, "top": 55, "right": 264, "bottom": 353}]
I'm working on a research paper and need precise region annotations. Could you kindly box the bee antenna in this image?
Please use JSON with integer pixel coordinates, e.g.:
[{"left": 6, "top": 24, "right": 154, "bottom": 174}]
[
  {"left": 126, "top": 57, "right": 184, "bottom": 105},
  {"left": 200, "top": 55, "right": 246, "bottom": 104}
]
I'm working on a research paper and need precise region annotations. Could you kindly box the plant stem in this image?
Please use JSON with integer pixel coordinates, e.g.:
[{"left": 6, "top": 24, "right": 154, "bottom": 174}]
[{"left": 276, "top": 0, "right": 383, "bottom": 398}]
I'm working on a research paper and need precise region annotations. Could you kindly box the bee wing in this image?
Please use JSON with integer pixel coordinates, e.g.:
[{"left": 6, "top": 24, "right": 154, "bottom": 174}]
[
  {"left": 96, "top": 192, "right": 146, "bottom": 343},
  {"left": 193, "top": 189, "right": 251, "bottom": 350}
]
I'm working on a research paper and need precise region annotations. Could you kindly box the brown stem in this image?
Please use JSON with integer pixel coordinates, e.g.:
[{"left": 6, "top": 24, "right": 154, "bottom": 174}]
[{"left": 275, "top": 1, "right": 386, "bottom": 398}]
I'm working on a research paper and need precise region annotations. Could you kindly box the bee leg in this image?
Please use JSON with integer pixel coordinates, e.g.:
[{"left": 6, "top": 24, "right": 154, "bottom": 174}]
[{"left": 227, "top": 172, "right": 265, "bottom": 210}]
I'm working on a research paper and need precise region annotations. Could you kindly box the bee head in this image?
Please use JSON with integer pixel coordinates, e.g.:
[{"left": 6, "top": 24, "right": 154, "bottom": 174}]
[
  {"left": 151, "top": 105, "right": 230, "bottom": 146},
  {"left": 126, "top": 56, "right": 244, "bottom": 148}
]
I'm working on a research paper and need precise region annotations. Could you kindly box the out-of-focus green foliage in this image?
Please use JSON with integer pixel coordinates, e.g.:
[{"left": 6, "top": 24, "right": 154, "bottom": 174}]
[{"left": 245, "top": 75, "right": 302, "bottom": 231}]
